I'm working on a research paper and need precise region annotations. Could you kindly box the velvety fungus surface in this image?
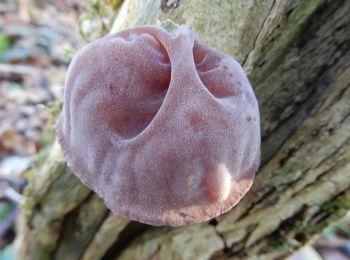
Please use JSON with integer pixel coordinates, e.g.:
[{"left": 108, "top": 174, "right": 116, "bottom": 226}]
[{"left": 57, "top": 25, "right": 260, "bottom": 226}]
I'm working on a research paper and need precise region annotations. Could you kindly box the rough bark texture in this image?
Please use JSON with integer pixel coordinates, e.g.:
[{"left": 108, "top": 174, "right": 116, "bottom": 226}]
[{"left": 14, "top": 0, "right": 350, "bottom": 259}]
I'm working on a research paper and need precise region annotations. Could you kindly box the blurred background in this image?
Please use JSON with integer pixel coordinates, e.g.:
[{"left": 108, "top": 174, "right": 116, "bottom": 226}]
[{"left": 0, "top": 1, "right": 349, "bottom": 259}]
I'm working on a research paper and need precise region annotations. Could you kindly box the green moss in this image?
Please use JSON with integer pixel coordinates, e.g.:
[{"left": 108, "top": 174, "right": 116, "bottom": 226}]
[
  {"left": 159, "top": 19, "right": 179, "bottom": 32},
  {"left": 0, "top": 202, "right": 12, "bottom": 221},
  {"left": 292, "top": 220, "right": 304, "bottom": 231},
  {"left": 323, "top": 196, "right": 350, "bottom": 213},
  {"left": 0, "top": 34, "right": 10, "bottom": 55},
  {"left": 269, "top": 239, "right": 291, "bottom": 251},
  {"left": 251, "top": 0, "right": 324, "bottom": 84}
]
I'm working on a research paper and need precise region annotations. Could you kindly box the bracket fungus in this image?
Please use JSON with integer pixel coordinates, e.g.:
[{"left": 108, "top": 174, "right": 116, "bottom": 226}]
[{"left": 57, "top": 25, "right": 260, "bottom": 226}]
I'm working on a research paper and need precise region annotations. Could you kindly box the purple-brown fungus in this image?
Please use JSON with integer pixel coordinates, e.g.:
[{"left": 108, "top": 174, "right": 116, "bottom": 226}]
[{"left": 57, "top": 25, "right": 260, "bottom": 226}]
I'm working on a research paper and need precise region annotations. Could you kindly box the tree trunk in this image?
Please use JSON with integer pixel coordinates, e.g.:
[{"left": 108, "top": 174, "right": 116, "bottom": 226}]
[{"left": 15, "top": 0, "right": 350, "bottom": 259}]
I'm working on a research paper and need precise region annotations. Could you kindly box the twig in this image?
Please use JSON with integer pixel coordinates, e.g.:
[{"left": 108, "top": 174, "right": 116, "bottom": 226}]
[
  {"left": 0, "top": 63, "right": 39, "bottom": 76},
  {"left": 3, "top": 187, "right": 24, "bottom": 204}
]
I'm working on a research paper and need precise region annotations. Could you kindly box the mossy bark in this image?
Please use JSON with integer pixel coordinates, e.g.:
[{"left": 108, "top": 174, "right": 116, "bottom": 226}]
[{"left": 15, "top": 0, "right": 350, "bottom": 259}]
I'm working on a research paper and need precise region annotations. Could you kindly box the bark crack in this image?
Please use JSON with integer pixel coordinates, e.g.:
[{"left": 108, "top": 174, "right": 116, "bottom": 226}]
[
  {"left": 101, "top": 222, "right": 149, "bottom": 260},
  {"left": 242, "top": 0, "right": 276, "bottom": 67},
  {"left": 209, "top": 218, "right": 228, "bottom": 252},
  {"left": 236, "top": 187, "right": 276, "bottom": 221}
]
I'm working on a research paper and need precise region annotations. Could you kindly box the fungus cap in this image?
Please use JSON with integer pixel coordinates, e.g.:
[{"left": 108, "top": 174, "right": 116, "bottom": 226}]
[{"left": 57, "top": 25, "right": 260, "bottom": 226}]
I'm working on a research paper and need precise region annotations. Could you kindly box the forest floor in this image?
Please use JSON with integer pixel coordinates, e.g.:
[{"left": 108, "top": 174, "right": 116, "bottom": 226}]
[
  {"left": 0, "top": 0, "right": 82, "bottom": 255},
  {"left": 0, "top": 1, "right": 349, "bottom": 259}
]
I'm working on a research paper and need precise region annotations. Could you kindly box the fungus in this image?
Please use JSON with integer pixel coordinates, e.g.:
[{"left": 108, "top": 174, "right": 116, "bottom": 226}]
[{"left": 57, "top": 25, "right": 260, "bottom": 226}]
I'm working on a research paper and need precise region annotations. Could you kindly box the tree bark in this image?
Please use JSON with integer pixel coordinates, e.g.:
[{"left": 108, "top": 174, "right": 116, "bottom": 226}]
[{"left": 15, "top": 0, "right": 350, "bottom": 259}]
